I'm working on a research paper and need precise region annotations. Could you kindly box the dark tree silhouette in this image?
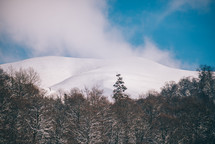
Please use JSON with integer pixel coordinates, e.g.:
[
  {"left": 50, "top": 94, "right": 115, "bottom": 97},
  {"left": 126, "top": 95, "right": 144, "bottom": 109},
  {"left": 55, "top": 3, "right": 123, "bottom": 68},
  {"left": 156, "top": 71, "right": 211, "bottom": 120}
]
[
  {"left": 113, "top": 74, "right": 128, "bottom": 101},
  {"left": 1, "top": 66, "right": 215, "bottom": 144}
]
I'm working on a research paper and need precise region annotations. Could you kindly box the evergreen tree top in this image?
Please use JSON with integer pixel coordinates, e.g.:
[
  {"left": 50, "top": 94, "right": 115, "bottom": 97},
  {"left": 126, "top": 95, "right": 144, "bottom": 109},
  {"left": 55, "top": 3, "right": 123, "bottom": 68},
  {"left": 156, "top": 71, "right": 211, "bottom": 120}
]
[{"left": 113, "top": 74, "right": 128, "bottom": 101}]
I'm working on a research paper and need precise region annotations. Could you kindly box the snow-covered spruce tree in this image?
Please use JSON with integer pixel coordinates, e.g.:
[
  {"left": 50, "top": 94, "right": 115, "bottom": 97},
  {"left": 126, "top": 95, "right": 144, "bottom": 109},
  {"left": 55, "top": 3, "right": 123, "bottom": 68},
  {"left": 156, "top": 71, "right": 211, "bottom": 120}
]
[{"left": 113, "top": 74, "right": 128, "bottom": 101}]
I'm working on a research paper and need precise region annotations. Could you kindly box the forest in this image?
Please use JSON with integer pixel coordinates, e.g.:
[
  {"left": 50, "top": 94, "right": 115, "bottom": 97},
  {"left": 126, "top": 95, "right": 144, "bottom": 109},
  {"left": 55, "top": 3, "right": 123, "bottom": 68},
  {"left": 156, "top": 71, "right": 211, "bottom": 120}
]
[{"left": 0, "top": 65, "right": 215, "bottom": 144}]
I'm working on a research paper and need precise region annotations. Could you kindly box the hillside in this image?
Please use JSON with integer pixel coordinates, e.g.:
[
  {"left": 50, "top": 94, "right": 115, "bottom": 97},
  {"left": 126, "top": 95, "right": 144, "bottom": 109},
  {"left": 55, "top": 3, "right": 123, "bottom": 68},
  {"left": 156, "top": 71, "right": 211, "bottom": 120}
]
[{"left": 0, "top": 56, "right": 197, "bottom": 99}]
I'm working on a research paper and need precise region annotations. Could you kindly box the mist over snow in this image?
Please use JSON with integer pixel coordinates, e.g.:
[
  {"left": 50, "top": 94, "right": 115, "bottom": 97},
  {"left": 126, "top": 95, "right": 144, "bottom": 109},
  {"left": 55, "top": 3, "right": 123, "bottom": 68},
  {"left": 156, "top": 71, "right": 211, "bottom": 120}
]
[{"left": 0, "top": 0, "right": 182, "bottom": 68}]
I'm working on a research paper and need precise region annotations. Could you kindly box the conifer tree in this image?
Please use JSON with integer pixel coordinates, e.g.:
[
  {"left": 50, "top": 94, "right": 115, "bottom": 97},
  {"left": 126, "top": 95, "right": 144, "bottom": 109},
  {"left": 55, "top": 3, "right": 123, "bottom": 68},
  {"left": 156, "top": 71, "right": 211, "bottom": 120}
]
[{"left": 113, "top": 74, "right": 127, "bottom": 101}]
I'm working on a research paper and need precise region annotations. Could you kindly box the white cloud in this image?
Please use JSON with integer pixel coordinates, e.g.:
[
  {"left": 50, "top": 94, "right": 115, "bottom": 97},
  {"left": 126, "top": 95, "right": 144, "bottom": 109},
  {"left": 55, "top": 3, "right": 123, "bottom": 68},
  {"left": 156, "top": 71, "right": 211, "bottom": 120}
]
[
  {"left": 183, "top": 0, "right": 211, "bottom": 10},
  {"left": 0, "top": 0, "right": 133, "bottom": 58},
  {"left": 159, "top": 0, "right": 212, "bottom": 21},
  {"left": 0, "top": 0, "right": 182, "bottom": 68},
  {"left": 136, "top": 38, "right": 181, "bottom": 68}
]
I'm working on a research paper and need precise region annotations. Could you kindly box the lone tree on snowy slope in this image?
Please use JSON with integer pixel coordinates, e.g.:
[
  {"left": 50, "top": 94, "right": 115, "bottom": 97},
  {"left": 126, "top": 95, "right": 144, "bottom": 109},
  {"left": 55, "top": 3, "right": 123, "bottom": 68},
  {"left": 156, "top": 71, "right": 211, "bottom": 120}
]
[{"left": 113, "top": 74, "right": 128, "bottom": 101}]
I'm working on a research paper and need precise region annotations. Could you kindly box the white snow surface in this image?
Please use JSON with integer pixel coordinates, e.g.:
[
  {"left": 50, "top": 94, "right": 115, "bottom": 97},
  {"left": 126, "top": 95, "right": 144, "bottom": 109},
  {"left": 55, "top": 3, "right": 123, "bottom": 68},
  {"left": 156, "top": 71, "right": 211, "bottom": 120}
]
[{"left": 0, "top": 56, "right": 197, "bottom": 99}]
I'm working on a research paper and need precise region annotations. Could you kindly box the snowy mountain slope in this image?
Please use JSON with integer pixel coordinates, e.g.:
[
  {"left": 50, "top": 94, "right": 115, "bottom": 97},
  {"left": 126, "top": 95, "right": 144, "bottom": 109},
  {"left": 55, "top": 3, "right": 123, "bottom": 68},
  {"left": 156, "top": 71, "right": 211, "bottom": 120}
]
[{"left": 0, "top": 56, "right": 197, "bottom": 99}]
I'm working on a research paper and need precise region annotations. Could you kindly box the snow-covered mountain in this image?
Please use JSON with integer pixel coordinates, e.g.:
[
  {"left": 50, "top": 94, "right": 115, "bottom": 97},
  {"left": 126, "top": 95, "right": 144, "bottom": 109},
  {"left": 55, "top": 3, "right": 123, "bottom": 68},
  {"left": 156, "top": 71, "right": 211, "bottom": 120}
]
[{"left": 0, "top": 56, "right": 197, "bottom": 99}]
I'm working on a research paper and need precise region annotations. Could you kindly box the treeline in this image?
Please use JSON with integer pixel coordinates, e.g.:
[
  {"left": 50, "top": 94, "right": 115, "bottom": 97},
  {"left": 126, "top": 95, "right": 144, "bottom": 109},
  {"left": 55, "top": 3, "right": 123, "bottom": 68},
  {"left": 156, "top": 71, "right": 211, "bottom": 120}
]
[{"left": 0, "top": 65, "right": 215, "bottom": 144}]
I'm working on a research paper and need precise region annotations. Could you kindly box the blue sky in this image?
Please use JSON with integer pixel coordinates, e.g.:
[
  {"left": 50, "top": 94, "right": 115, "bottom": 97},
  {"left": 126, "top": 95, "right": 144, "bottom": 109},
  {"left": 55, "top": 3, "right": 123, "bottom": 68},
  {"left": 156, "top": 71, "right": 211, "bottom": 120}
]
[
  {"left": 0, "top": 0, "right": 214, "bottom": 70},
  {"left": 108, "top": 0, "right": 215, "bottom": 69}
]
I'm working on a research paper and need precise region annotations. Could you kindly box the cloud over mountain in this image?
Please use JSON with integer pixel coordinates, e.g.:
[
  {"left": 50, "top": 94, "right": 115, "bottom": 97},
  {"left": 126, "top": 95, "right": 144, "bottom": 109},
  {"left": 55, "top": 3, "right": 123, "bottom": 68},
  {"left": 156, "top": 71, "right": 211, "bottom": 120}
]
[{"left": 0, "top": 0, "right": 181, "bottom": 68}]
